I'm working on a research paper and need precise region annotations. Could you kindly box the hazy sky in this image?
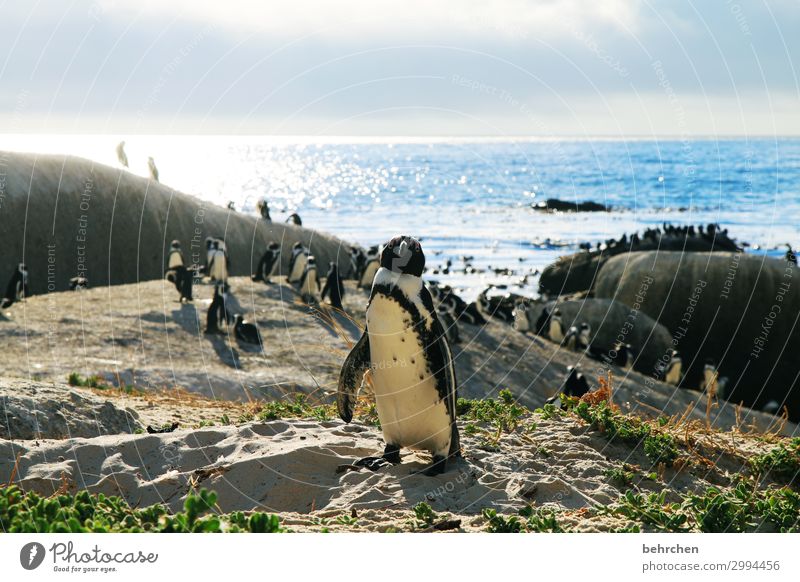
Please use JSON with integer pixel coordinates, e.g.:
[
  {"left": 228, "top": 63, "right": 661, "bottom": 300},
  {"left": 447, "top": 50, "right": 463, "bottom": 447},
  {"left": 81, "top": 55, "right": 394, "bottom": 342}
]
[{"left": 1, "top": 0, "right": 798, "bottom": 136}]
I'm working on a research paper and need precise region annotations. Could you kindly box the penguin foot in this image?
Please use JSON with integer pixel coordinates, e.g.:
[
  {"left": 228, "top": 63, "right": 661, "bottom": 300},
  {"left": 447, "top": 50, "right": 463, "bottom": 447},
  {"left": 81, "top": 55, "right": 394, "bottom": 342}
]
[
  {"left": 352, "top": 456, "right": 392, "bottom": 471},
  {"left": 414, "top": 455, "right": 447, "bottom": 477},
  {"left": 382, "top": 444, "right": 401, "bottom": 464}
]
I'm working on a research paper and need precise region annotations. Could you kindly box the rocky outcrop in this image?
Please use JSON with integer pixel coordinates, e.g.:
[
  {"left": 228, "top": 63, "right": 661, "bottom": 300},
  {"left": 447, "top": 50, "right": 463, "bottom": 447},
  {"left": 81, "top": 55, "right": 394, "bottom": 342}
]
[
  {"left": 0, "top": 151, "right": 355, "bottom": 296},
  {"left": 539, "top": 226, "right": 741, "bottom": 296},
  {"left": 595, "top": 251, "right": 800, "bottom": 420},
  {"left": 523, "top": 298, "right": 673, "bottom": 374},
  {"left": 0, "top": 379, "right": 141, "bottom": 439}
]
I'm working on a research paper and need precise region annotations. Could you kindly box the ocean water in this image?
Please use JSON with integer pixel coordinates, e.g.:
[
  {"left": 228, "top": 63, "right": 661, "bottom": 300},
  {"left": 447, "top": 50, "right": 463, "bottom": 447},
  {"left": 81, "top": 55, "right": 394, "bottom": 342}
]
[{"left": 3, "top": 135, "right": 799, "bottom": 301}]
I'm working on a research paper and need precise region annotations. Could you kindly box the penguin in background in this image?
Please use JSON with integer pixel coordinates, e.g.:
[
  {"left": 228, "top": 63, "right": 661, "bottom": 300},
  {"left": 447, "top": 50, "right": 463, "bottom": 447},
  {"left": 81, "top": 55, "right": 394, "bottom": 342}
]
[
  {"left": 320, "top": 261, "right": 345, "bottom": 310},
  {"left": 257, "top": 199, "right": 272, "bottom": 222},
  {"left": 337, "top": 235, "right": 460, "bottom": 476},
  {"left": 147, "top": 156, "right": 159, "bottom": 182},
  {"left": 437, "top": 304, "right": 461, "bottom": 345},
  {"left": 288, "top": 243, "right": 309, "bottom": 284},
  {"left": 658, "top": 349, "right": 683, "bottom": 386},
  {"left": 562, "top": 325, "right": 578, "bottom": 350},
  {"left": 234, "top": 314, "right": 263, "bottom": 348},
  {"left": 513, "top": 302, "right": 530, "bottom": 332},
  {"left": 548, "top": 308, "right": 564, "bottom": 343},
  {"left": 699, "top": 358, "right": 728, "bottom": 399},
  {"left": 545, "top": 365, "right": 590, "bottom": 409},
  {"left": 358, "top": 245, "right": 381, "bottom": 289},
  {"left": 2, "top": 263, "right": 29, "bottom": 309},
  {"left": 298, "top": 255, "right": 321, "bottom": 304},
  {"left": 785, "top": 244, "right": 797, "bottom": 265},
  {"left": 534, "top": 306, "right": 550, "bottom": 336},
  {"left": 115, "top": 141, "right": 129, "bottom": 167},
  {"left": 252, "top": 242, "right": 280, "bottom": 284},
  {"left": 611, "top": 341, "right": 634, "bottom": 370},
  {"left": 205, "top": 283, "right": 231, "bottom": 334},
  {"left": 69, "top": 276, "right": 89, "bottom": 291},
  {"left": 207, "top": 240, "right": 228, "bottom": 284},
  {"left": 166, "top": 240, "right": 192, "bottom": 302},
  {"left": 577, "top": 323, "right": 592, "bottom": 351},
  {"left": 286, "top": 213, "right": 303, "bottom": 226},
  {"left": 227, "top": 201, "right": 236, "bottom": 211},
  {"left": 349, "top": 246, "right": 366, "bottom": 280}
]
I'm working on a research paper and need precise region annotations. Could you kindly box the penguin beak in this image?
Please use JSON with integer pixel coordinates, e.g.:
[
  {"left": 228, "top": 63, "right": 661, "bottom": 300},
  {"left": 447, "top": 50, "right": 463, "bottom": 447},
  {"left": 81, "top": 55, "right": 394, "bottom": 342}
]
[{"left": 396, "top": 240, "right": 409, "bottom": 257}]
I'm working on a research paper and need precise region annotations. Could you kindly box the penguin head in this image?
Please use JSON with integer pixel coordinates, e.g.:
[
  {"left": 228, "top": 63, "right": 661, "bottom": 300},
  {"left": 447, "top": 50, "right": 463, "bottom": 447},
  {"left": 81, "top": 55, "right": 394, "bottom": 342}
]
[
  {"left": 380, "top": 235, "right": 425, "bottom": 277},
  {"left": 292, "top": 241, "right": 303, "bottom": 251},
  {"left": 234, "top": 314, "right": 244, "bottom": 326},
  {"left": 205, "top": 237, "right": 214, "bottom": 249},
  {"left": 171, "top": 240, "right": 181, "bottom": 249},
  {"left": 307, "top": 256, "right": 316, "bottom": 267},
  {"left": 269, "top": 242, "right": 280, "bottom": 250}
]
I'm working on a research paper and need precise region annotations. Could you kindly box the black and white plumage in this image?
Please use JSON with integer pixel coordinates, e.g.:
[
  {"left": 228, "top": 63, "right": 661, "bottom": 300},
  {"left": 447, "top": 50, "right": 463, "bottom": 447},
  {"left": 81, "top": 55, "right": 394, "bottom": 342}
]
[
  {"left": 2, "top": 263, "right": 28, "bottom": 308},
  {"left": 320, "top": 262, "right": 345, "bottom": 309},
  {"left": 656, "top": 349, "right": 683, "bottom": 386},
  {"left": 147, "top": 156, "right": 159, "bottom": 182},
  {"left": 252, "top": 242, "right": 280, "bottom": 284},
  {"left": 358, "top": 245, "right": 380, "bottom": 289},
  {"left": 234, "top": 314, "right": 263, "bottom": 347},
  {"left": 286, "top": 213, "right": 302, "bottom": 226},
  {"left": 298, "top": 256, "right": 321, "bottom": 304},
  {"left": 207, "top": 241, "right": 228, "bottom": 283},
  {"left": 337, "top": 235, "right": 460, "bottom": 476},
  {"left": 587, "top": 341, "right": 634, "bottom": 370},
  {"left": 548, "top": 308, "right": 564, "bottom": 343},
  {"left": 257, "top": 199, "right": 272, "bottom": 222},
  {"left": 115, "top": 141, "right": 128, "bottom": 167},
  {"left": 69, "top": 276, "right": 89, "bottom": 291},
  {"left": 349, "top": 246, "right": 366, "bottom": 280},
  {"left": 545, "top": 365, "right": 590, "bottom": 409},
  {"left": 287, "top": 242, "right": 308, "bottom": 284}
]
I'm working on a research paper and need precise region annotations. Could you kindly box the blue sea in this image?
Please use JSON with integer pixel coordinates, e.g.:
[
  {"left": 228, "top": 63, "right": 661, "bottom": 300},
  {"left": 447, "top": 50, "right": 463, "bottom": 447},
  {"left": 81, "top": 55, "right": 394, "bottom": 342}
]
[{"left": 3, "top": 135, "right": 799, "bottom": 300}]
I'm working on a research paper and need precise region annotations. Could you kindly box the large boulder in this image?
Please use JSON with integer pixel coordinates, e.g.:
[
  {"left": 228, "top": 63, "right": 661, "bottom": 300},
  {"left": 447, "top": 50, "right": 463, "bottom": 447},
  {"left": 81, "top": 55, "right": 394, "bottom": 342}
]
[
  {"left": 0, "top": 151, "right": 354, "bottom": 296},
  {"left": 524, "top": 298, "right": 673, "bottom": 374},
  {"left": 539, "top": 230, "right": 741, "bottom": 296},
  {"left": 595, "top": 251, "right": 800, "bottom": 420}
]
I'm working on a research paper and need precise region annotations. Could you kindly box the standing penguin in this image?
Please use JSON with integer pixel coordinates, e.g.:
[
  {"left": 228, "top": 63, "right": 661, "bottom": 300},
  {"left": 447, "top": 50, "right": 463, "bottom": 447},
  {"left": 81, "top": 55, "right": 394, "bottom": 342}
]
[
  {"left": 548, "top": 308, "right": 564, "bottom": 343},
  {"left": 513, "top": 303, "right": 530, "bottom": 332},
  {"left": 256, "top": 199, "right": 272, "bottom": 222},
  {"left": 658, "top": 349, "right": 683, "bottom": 386},
  {"left": 349, "top": 246, "right": 366, "bottom": 280},
  {"left": 286, "top": 213, "right": 303, "bottom": 226},
  {"left": 147, "top": 157, "right": 159, "bottom": 182},
  {"left": 1, "top": 263, "right": 28, "bottom": 308},
  {"left": 337, "top": 235, "right": 461, "bottom": 476},
  {"left": 358, "top": 245, "right": 380, "bottom": 289},
  {"left": 298, "top": 256, "right": 321, "bottom": 304},
  {"left": 166, "top": 240, "right": 192, "bottom": 302},
  {"left": 437, "top": 304, "right": 461, "bottom": 345},
  {"left": 320, "top": 262, "right": 345, "bottom": 309},
  {"left": 699, "top": 358, "right": 719, "bottom": 396},
  {"left": 115, "top": 141, "right": 129, "bottom": 167},
  {"left": 288, "top": 243, "right": 308, "bottom": 284},
  {"left": 545, "top": 365, "right": 590, "bottom": 409},
  {"left": 207, "top": 241, "right": 228, "bottom": 284},
  {"left": 253, "top": 242, "right": 280, "bottom": 284}
]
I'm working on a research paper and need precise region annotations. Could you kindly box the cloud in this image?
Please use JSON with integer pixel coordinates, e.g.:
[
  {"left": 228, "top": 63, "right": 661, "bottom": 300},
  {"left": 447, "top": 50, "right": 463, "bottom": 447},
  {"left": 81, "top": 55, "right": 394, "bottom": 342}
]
[{"left": 103, "top": 0, "right": 641, "bottom": 40}]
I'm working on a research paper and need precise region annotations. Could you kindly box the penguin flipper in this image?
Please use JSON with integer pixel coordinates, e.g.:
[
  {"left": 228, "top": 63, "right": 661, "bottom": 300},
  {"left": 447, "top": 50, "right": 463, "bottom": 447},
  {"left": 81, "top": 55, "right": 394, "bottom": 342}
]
[
  {"left": 337, "top": 330, "right": 371, "bottom": 423},
  {"left": 422, "top": 287, "right": 460, "bottom": 458}
]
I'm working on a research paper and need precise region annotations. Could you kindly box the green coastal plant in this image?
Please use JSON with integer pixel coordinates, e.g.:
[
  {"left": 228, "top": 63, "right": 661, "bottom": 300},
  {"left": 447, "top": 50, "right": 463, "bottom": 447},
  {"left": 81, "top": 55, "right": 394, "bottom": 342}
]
[
  {"left": 750, "top": 437, "right": 800, "bottom": 483},
  {"left": 258, "top": 394, "right": 335, "bottom": 422},
  {"left": 571, "top": 400, "right": 679, "bottom": 466},
  {"left": 457, "top": 389, "right": 529, "bottom": 445},
  {"left": 0, "top": 487, "right": 283, "bottom": 533}
]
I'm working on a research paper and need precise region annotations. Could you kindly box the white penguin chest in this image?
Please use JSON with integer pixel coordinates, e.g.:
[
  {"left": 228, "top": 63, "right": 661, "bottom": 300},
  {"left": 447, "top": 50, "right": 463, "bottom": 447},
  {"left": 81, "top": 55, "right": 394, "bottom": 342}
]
[
  {"left": 366, "top": 293, "right": 451, "bottom": 454},
  {"left": 289, "top": 254, "right": 307, "bottom": 282}
]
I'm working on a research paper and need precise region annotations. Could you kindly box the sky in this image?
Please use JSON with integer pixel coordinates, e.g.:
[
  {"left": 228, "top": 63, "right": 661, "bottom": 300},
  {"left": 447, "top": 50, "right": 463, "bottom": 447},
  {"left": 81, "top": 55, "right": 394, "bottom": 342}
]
[{"left": 0, "top": 0, "right": 798, "bottom": 136}]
